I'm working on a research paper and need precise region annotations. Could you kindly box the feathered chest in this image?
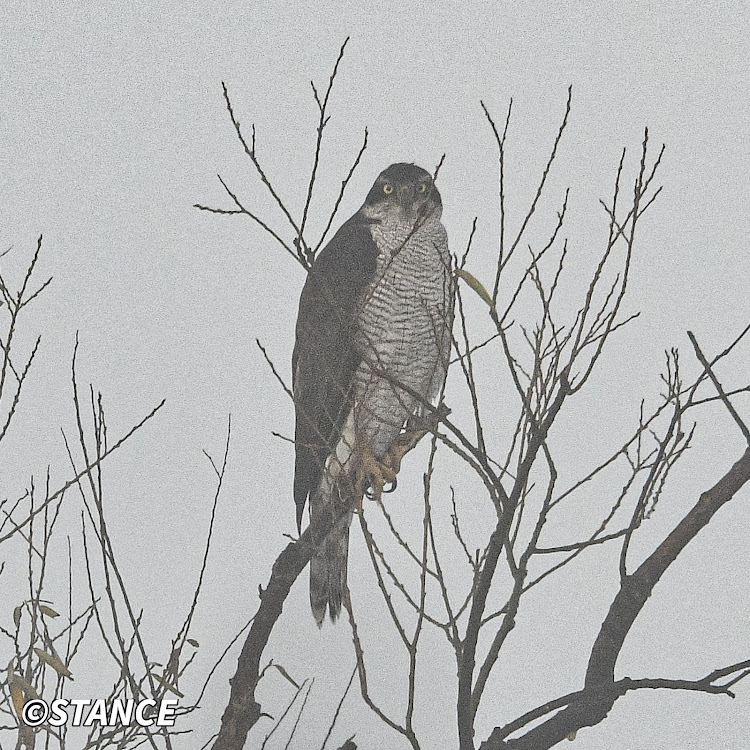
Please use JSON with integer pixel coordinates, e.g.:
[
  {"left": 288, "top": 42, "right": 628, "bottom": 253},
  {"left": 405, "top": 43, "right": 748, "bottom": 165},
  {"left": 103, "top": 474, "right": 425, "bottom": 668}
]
[{"left": 353, "top": 216, "right": 452, "bottom": 360}]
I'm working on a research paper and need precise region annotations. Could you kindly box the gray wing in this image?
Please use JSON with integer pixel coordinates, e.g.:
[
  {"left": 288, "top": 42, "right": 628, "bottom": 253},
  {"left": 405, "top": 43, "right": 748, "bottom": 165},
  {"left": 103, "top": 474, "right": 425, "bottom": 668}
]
[{"left": 292, "top": 215, "right": 378, "bottom": 531}]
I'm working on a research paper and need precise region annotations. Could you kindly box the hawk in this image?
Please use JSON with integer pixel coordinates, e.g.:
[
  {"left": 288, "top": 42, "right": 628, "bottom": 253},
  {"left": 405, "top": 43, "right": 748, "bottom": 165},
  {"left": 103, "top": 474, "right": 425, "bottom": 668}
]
[{"left": 293, "top": 163, "right": 454, "bottom": 625}]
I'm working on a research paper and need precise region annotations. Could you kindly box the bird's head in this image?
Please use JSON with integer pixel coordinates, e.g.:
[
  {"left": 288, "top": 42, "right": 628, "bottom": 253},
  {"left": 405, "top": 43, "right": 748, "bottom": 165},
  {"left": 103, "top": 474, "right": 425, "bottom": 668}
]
[{"left": 361, "top": 163, "right": 442, "bottom": 226}]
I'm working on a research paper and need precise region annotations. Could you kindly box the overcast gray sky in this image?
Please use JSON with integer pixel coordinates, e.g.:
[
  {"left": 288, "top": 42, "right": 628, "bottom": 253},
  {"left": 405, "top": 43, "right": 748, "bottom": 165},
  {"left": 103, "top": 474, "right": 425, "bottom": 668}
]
[{"left": 1, "top": 1, "right": 749, "bottom": 748}]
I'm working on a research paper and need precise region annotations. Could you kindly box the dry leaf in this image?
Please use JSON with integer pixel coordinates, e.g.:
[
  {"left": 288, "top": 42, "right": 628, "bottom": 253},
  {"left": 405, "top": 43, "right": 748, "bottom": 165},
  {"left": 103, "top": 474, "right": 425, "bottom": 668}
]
[
  {"left": 270, "top": 662, "right": 300, "bottom": 690},
  {"left": 456, "top": 268, "right": 495, "bottom": 310},
  {"left": 151, "top": 673, "right": 184, "bottom": 698},
  {"left": 8, "top": 678, "right": 24, "bottom": 719},
  {"left": 34, "top": 648, "right": 72, "bottom": 679},
  {"left": 7, "top": 666, "right": 25, "bottom": 719}
]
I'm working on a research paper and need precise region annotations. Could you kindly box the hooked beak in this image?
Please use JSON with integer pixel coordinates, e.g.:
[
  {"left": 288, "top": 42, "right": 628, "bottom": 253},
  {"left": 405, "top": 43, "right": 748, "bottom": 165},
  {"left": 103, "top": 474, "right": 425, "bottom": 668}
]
[
  {"left": 397, "top": 183, "right": 416, "bottom": 206},
  {"left": 396, "top": 183, "right": 422, "bottom": 224}
]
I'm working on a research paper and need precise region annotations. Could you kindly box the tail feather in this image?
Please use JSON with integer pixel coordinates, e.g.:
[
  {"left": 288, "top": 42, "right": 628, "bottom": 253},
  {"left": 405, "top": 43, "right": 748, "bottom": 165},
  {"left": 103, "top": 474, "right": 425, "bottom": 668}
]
[
  {"left": 309, "top": 409, "right": 357, "bottom": 625},
  {"left": 310, "top": 514, "right": 350, "bottom": 625}
]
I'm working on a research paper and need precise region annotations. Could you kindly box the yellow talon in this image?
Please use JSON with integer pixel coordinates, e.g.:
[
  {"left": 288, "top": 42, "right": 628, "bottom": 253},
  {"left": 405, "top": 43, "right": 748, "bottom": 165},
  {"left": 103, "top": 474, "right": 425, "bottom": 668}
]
[
  {"left": 382, "top": 425, "right": 430, "bottom": 476},
  {"left": 356, "top": 406, "right": 449, "bottom": 503},
  {"left": 357, "top": 444, "right": 397, "bottom": 502}
]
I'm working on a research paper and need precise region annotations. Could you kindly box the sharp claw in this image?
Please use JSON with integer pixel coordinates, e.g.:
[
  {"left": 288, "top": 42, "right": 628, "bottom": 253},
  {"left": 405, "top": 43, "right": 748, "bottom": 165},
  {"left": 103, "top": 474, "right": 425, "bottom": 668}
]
[
  {"left": 358, "top": 444, "right": 397, "bottom": 502},
  {"left": 365, "top": 478, "right": 397, "bottom": 499}
]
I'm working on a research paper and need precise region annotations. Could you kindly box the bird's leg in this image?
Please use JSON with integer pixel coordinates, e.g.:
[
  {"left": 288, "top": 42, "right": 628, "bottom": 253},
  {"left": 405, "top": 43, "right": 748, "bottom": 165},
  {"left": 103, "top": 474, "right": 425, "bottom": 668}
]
[
  {"left": 382, "top": 402, "right": 451, "bottom": 476},
  {"left": 381, "top": 428, "right": 427, "bottom": 477},
  {"left": 356, "top": 443, "right": 397, "bottom": 503}
]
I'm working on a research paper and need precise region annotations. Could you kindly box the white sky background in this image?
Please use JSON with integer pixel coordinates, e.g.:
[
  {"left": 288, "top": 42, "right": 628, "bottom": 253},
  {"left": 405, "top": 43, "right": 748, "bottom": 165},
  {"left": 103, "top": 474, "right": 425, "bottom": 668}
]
[{"left": 1, "top": 1, "right": 749, "bottom": 748}]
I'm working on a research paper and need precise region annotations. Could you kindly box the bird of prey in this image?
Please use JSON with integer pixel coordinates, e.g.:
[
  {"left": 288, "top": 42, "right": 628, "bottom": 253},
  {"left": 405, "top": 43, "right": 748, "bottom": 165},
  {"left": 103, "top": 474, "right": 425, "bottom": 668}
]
[{"left": 293, "top": 162, "right": 454, "bottom": 625}]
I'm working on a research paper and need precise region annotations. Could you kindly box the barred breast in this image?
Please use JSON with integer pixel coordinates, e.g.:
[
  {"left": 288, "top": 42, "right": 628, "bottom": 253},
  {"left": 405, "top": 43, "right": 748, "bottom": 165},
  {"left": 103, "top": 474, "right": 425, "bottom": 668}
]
[{"left": 352, "top": 214, "right": 453, "bottom": 458}]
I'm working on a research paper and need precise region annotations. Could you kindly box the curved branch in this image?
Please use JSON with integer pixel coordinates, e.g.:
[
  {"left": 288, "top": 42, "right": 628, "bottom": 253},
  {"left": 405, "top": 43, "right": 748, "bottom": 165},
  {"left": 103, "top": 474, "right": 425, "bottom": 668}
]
[
  {"left": 457, "top": 374, "right": 571, "bottom": 750},
  {"left": 483, "top": 662, "right": 750, "bottom": 749},
  {"left": 211, "top": 500, "right": 351, "bottom": 750},
  {"left": 481, "top": 446, "right": 750, "bottom": 750}
]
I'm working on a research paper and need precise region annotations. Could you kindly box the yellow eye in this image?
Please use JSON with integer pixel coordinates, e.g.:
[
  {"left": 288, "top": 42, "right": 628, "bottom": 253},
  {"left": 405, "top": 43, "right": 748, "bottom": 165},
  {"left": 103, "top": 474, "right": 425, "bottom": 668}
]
[
  {"left": 418, "top": 183, "right": 428, "bottom": 193},
  {"left": 383, "top": 184, "right": 393, "bottom": 194}
]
